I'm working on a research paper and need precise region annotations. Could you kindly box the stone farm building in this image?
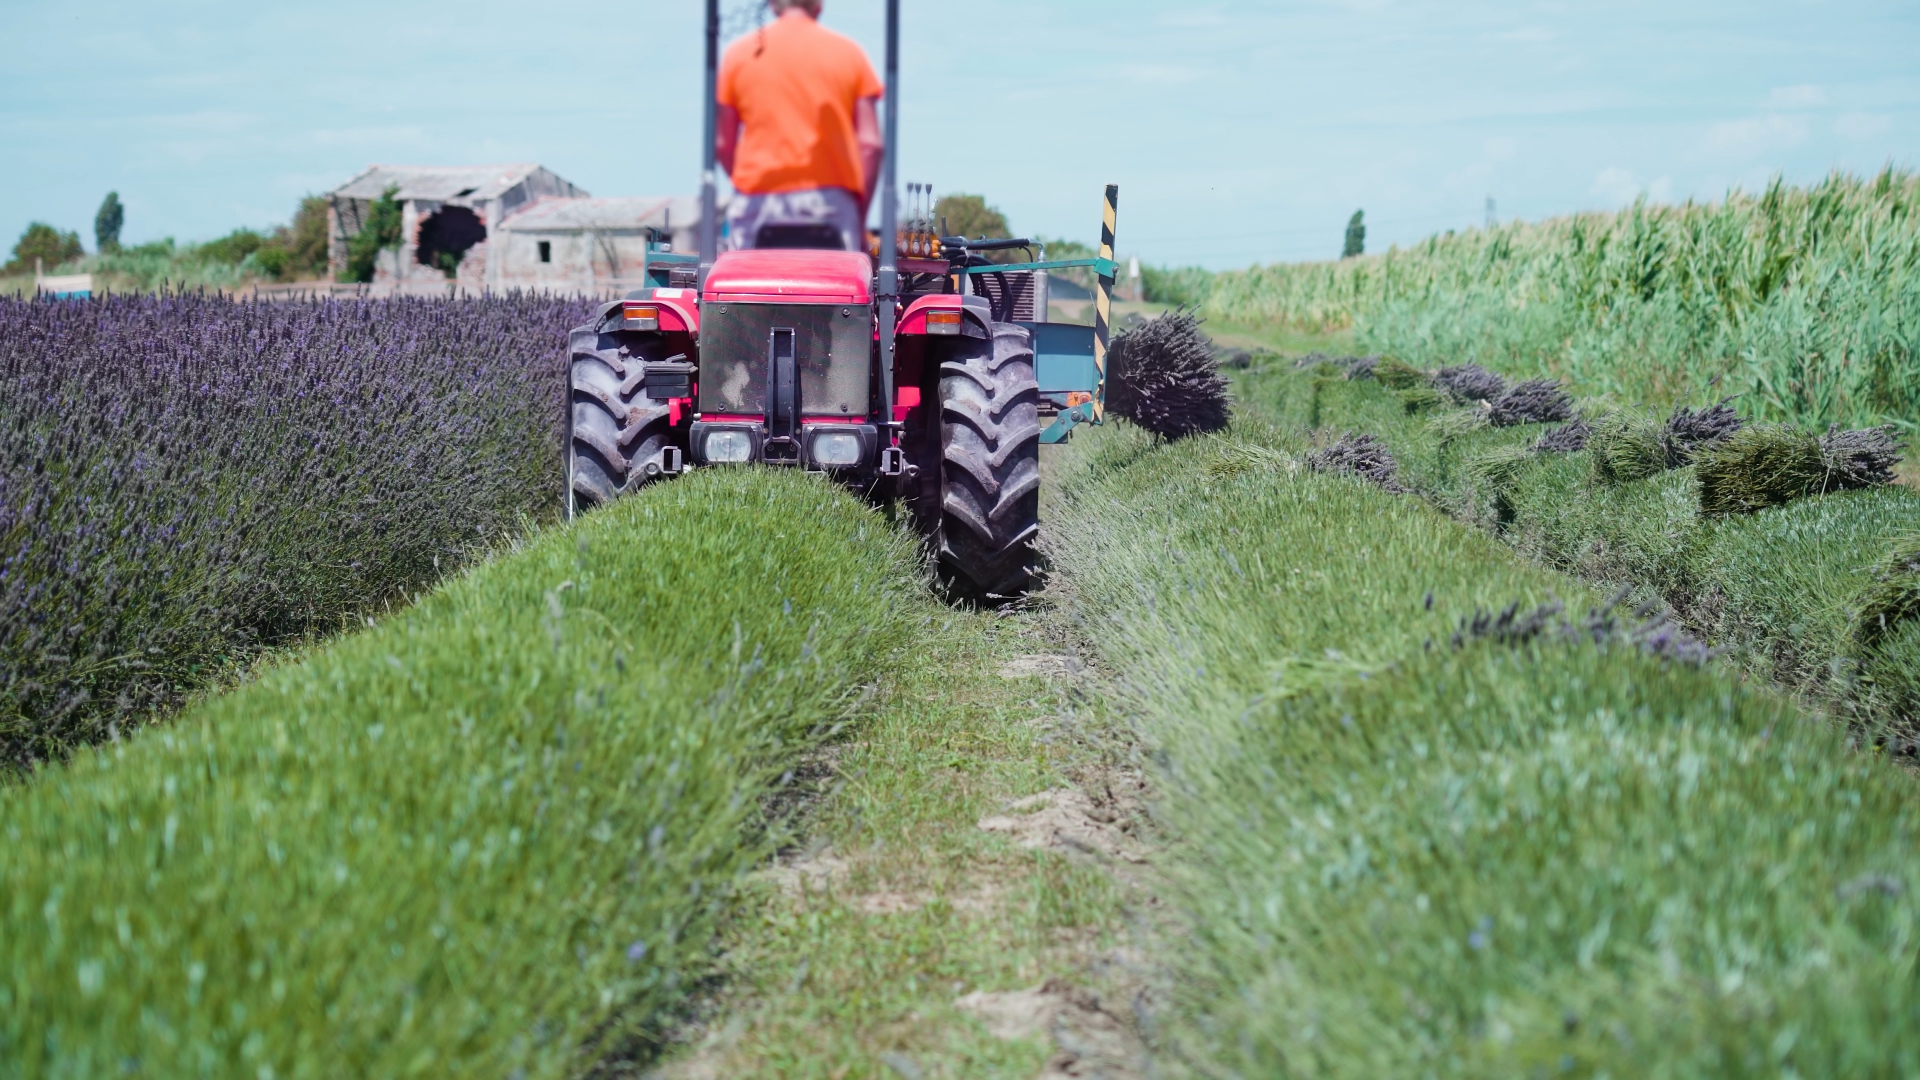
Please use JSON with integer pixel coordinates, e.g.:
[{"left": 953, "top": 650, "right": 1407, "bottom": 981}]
[
  {"left": 498, "top": 194, "right": 701, "bottom": 292},
  {"left": 326, "top": 164, "right": 704, "bottom": 295}
]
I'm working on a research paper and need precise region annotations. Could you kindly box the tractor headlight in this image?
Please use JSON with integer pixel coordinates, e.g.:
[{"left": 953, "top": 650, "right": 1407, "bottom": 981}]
[
  {"left": 810, "top": 430, "right": 864, "bottom": 468},
  {"left": 705, "top": 429, "right": 754, "bottom": 463},
  {"left": 926, "top": 309, "right": 962, "bottom": 335}
]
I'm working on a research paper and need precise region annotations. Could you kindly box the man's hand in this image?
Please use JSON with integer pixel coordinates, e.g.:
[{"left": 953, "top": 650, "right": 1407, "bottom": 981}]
[
  {"left": 716, "top": 103, "right": 742, "bottom": 177},
  {"left": 855, "top": 96, "right": 882, "bottom": 218}
]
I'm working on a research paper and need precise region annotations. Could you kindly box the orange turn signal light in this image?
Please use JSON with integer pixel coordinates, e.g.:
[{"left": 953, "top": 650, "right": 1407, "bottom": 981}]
[
  {"left": 623, "top": 303, "right": 660, "bottom": 330},
  {"left": 926, "top": 309, "right": 962, "bottom": 335}
]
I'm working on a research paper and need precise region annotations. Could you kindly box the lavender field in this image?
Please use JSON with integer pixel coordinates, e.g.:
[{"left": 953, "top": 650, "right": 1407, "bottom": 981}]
[{"left": 0, "top": 293, "right": 593, "bottom": 767}]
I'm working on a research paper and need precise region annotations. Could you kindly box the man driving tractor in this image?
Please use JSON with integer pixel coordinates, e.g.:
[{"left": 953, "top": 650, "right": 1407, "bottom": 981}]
[
  {"left": 566, "top": 0, "right": 1135, "bottom": 604},
  {"left": 716, "top": 0, "right": 884, "bottom": 251}
]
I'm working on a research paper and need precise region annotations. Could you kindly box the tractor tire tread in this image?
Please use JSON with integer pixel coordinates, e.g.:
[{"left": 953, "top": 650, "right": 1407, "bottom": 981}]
[
  {"left": 569, "top": 337, "right": 673, "bottom": 512},
  {"left": 937, "top": 360, "right": 1040, "bottom": 417},
  {"left": 573, "top": 423, "right": 626, "bottom": 473},
  {"left": 935, "top": 322, "right": 1041, "bottom": 601},
  {"left": 572, "top": 375, "right": 627, "bottom": 420},
  {"left": 619, "top": 405, "right": 672, "bottom": 445}
]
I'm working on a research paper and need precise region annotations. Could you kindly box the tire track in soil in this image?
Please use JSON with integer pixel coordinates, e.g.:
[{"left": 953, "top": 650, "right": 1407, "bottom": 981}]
[{"left": 637, "top": 456, "right": 1169, "bottom": 1078}]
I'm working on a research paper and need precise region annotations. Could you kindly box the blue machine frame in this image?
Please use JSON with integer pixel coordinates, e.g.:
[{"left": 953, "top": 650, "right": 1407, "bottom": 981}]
[
  {"left": 966, "top": 185, "right": 1122, "bottom": 444},
  {"left": 640, "top": 243, "right": 700, "bottom": 289}
]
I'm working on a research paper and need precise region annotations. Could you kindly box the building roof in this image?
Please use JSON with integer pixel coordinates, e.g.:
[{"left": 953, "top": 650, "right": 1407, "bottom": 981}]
[
  {"left": 330, "top": 164, "right": 566, "bottom": 201},
  {"left": 499, "top": 196, "right": 707, "bottom": 232}
]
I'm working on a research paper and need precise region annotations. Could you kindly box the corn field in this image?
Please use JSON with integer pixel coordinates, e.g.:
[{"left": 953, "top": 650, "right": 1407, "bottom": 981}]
[{"left": 1203, "top": 169, "right": 1920, "bottom": 431}]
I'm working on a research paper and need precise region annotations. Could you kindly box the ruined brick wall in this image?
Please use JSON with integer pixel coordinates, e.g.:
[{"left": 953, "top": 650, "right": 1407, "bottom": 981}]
[{"left": 491, "top": 229, "right": 658, "bottom": 294}]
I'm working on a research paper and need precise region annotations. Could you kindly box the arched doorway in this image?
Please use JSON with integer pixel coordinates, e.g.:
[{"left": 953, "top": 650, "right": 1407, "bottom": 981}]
[{"left": 416, "top": 206, "right": 487, "bottom": 277}]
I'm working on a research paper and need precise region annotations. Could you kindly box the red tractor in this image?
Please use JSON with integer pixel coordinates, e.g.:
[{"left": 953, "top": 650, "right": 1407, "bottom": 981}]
[{"left": 566, "top": 0, "right": 1119, "bottom": 601}]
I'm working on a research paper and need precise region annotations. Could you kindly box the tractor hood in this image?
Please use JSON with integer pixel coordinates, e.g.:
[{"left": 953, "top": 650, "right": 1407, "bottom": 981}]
[{"left": 703, "top": 249, "right": 873, "bottom": 304}]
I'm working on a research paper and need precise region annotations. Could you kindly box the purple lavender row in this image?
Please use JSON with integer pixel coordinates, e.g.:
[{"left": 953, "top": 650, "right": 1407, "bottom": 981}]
[{"left": 0, "top": 292, "right": 593, "bottom": 768}]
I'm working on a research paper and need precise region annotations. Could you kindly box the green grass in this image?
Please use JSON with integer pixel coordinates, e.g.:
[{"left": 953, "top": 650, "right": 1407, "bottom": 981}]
[
  {"left": 646, "top": 609, "right": 1137, "bottom": 1078},
  {"left": 1202, "top": 318, "right": 1354, "bottom": 357},
  {"left": 1048, "top": 419, "right": 1920, "bottom": 1076},
  {"left": 0, "top": 228, "right": 331, "bottom": 297},
  {"left": 1, "top": 252, "right": 256, "bottom": 297},
  {"left": 1239, "top": 361, "right": 1920, "bottom": 737},
  {"left": 0, "top": 468, "right": 925, "bottom": 1078},
  {"left": 1688, "top": 492, "right": 1920, "bottom": 709}
]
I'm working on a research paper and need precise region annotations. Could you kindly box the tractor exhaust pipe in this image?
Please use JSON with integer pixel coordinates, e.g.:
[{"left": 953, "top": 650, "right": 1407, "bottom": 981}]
[
  {"left": 876, "top": 0, "right": 900, "bottom": 445},
  {"left": 697, "top": 0, "right": 720, "bottom": 290}
]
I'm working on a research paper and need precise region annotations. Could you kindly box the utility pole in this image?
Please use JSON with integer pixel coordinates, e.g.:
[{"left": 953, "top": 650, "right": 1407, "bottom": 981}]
[{"left": 1485, "top": 195, "right": 1496, "bottom": 230}]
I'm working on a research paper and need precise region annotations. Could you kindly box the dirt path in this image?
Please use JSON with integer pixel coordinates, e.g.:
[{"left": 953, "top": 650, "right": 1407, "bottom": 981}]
[{"left": 638, "top": 557, "right": 1167, "bottom": 1079}]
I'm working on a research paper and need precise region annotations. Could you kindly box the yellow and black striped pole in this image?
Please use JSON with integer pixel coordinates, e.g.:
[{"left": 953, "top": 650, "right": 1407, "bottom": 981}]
[{"left": 1091, "top": 184, "right": 1119, "bottom": 423}]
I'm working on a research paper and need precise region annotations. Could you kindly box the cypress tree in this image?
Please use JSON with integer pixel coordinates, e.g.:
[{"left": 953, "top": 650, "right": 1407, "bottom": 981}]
[
  {"left": 94, "top": 192, "right": 124, "bottom": 254},
  {"left": 1342, "top": 209, "right": 1366, "bottom": 258}
]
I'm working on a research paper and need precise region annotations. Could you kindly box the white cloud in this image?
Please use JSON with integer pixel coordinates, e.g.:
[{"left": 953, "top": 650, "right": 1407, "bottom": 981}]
[
  {"left": 1836, "top": 112, "right": 1894, "bottom": 140},
  {"left": 1309, "top": 0, "right": 1393, "bottom": 12},
  {"left": 1119, "top": 63, "right": 1207, "bottom": 86},
  {"left": 1765, "top": 84, "right": 1828, "bottom": 109},
  {"left": 146, "top": 109, "right": 265, "bottom": 135},
  {"left": 1707, "top": 113, "right": 1810, "bottom": 155},
  {"left": 1157, "top": 9, "right": 1228, "bottom": 27},
  {"left": 1590, "top": 167, "right": 1673, "bottom": 207},
  {"left": 1590, "top": 167, "right": 1637, "bottom": 205}
]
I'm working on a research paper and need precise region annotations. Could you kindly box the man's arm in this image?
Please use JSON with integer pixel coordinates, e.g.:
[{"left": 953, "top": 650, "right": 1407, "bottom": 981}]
[
  {"left": 716, "top": 103, "right": 742, "bottom": 177},
  {"left": 855, "top": 96, "right": 882, "bottom": 217}
]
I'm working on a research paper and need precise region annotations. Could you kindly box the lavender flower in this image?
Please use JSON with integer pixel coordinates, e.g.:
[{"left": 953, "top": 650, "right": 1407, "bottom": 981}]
[
  {"left": 0, "top": 292, "right": 593, "bottom": 766},
  {"left": 1450, "top": 592, "right": 1717, "bottom": 665},
  {"left": 1434, "top": 364, "right": 1507, "bottom": 405},
  {"left": 1662, "top": 399, "right": 1743, "bottom": 464},
  {"left": 1107, "top": 309, "right": 1231, "bottom": 440},
  {"left": 1489, "top": 379, "right": 1574, "bottom": 427},
  {"left": 1531, "top": 418, "right": 1593, "bottom": 454},
  {"left": 1306, "top": 433, "right": 1408, "bottom": 493}
]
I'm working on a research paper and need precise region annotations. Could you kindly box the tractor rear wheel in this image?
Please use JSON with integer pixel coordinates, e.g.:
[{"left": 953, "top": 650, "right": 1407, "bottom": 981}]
[
  {"left": 567, "top": 327, "right": 673, "bottom": 515},
  {"left": 935, "top": 321, "right": 1041, "bottom": 601}
]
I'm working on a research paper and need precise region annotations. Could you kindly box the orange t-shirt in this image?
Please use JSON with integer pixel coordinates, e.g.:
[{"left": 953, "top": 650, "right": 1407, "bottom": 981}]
[{"left": 718, "top": 11, "right": 883, "bottom": 197}]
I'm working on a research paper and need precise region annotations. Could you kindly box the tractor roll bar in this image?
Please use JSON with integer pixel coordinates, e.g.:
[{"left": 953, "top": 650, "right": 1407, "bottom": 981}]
[
  {"left": 876, "top": 0, "right": 901, "bottom": 441},
  {"left": 697, "top": 0, "right": 720, "bottom": 289}
]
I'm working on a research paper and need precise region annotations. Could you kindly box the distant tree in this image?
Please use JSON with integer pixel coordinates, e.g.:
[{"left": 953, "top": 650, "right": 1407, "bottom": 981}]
[
  {"left": 95, "top": 192, "right": 124, "bottom": 253},
  {"left": 1035, "top": 235, "right": 1093, "bottom": 260},
  {"left": 124, "top": 238, "right": 176, "bottom": 259},
  {"left": 254, "top": 197, "right": 331, "bottom": 282},
  {"left": 193, "top": 228, "right": 269, "bottom": 265},
  {"left": 1342, "top": 210, "right": 1366, "bottom": 259},
  {"left": 284, "top": 197, "right": 331, "bottom": 277},
  {"left": 935, "top": 193, "right": 1029, "bottom": 262},
  {"left": 934, "top": 193, "right": 1010, "bottom": 241},
  {"left": 1142, "top": 264, "right": 1215, "bottom": 307},
  {"left": 1030, "top": 235, "right": 1095, "bottom": 289},
  {"left": 7, "top": 223, "right": 86, "bottom": 274},
  {"left": 340, "top": 187, "right": 403, "bottom": 283}
]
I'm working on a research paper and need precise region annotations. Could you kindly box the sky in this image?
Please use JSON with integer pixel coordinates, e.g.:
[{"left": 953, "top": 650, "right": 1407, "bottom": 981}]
[{"left": 2, "top": 0, "right": 1916, "bottom": 270}]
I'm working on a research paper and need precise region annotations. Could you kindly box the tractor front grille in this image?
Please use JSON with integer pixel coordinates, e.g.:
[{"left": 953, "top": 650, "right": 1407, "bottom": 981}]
[{"left": 698, "top": 302, "right": 872, "bottom": 417}]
